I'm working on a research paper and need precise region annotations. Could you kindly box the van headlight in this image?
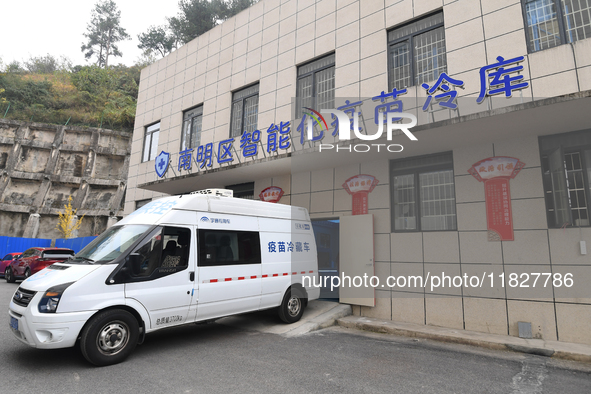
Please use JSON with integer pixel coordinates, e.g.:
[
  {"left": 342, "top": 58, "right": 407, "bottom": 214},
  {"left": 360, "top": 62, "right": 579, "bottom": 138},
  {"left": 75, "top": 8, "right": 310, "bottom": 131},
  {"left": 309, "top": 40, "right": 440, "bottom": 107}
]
[{"left": 38, "top": 282, "right": 74, "bottom": 313}]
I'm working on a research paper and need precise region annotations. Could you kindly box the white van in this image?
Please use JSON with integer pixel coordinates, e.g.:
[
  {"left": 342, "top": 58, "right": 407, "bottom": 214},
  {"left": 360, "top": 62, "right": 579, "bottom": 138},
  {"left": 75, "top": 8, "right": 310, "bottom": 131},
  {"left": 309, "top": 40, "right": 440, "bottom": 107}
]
[{"left": 8, "top": 190, "right": 319, "bottom": 366}]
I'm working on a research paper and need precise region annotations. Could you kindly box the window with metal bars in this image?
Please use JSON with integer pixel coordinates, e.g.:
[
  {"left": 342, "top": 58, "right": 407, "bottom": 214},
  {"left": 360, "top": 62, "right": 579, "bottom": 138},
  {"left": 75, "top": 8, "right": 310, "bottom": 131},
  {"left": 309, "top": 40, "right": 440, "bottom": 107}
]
[
  {"left": 387, "top": 12, "right": 447, "bottom": 90},
  {"left": 390, "top": 152, "right": 457, "bottom": 232},
  {"left": 522, "top": 0, "right": 591, "bottom": 52},
  {"left": 142, "top": 122, "right": 160, "bottom": 162},
  {"left": 540, "top": 130, "right": 591, "bottom": 228},
  {"left": 181, "top": 105, "right": 203, "bottom": 151},
  {"left": 296, "top": 54, "right": 335, "bottom": 117},
  {"left": 230, "top": 84, "right": 259, "bottom": 138}
]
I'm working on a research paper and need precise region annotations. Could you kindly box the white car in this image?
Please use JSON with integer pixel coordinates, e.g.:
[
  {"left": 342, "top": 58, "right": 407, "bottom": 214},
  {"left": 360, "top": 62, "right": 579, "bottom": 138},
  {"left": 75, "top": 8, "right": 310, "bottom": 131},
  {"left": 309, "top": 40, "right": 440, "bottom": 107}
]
[{"left": 9, "top": 190, "right": 319, "bottom": 366}]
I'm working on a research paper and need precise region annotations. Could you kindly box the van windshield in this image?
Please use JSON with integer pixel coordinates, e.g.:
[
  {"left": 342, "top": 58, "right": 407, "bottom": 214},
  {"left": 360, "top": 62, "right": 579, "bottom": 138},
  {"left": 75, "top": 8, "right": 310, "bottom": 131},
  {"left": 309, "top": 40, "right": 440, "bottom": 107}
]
[{"left": 71, "top": 225, "right": 152, "bottom": 264}]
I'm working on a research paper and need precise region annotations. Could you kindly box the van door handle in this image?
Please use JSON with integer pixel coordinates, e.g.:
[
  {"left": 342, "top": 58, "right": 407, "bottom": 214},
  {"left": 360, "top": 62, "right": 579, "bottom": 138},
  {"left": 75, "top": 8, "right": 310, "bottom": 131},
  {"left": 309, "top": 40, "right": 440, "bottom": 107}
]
[{"left": 189, "top": 271, "right": 195, "bottom": 281}]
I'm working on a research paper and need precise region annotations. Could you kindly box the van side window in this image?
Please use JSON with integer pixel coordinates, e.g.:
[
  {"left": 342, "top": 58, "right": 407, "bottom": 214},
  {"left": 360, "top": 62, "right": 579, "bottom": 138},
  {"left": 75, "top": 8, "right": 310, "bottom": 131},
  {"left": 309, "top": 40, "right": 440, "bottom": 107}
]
[
  {"left": 198, "top": 230, "right": 261, "bottom": 267},
  {"left": 128, "top": 226, "right": 190, "bottom": 280}
]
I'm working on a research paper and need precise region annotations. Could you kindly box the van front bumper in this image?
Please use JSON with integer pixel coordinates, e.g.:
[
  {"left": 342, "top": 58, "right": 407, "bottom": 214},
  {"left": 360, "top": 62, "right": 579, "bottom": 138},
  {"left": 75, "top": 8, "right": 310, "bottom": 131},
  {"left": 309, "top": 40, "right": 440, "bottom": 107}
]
[{"left": 9, "top": 299, "right": 94, "bottom": 349}]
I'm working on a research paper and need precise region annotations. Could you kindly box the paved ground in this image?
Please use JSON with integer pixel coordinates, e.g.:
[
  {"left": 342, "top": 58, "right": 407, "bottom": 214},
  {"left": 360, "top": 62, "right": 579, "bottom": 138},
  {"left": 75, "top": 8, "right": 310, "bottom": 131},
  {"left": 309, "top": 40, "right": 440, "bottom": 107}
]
[{"left": 2, "top": 280, "right": 591, "bottom": 393}]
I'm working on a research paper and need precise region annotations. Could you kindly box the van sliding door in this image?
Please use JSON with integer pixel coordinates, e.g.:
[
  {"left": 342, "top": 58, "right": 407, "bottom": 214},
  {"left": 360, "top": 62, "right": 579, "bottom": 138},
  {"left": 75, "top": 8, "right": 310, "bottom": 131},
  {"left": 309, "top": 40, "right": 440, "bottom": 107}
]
[{"left": 196, "top": 229, "right": 262, "bottom": 320}]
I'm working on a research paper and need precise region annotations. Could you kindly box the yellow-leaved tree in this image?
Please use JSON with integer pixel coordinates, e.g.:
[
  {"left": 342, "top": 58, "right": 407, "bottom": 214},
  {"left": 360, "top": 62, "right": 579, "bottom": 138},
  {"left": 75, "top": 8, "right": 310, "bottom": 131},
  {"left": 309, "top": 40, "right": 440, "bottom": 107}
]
[{"left": 56, "top": 196, "right": 84, "bottom": 239}]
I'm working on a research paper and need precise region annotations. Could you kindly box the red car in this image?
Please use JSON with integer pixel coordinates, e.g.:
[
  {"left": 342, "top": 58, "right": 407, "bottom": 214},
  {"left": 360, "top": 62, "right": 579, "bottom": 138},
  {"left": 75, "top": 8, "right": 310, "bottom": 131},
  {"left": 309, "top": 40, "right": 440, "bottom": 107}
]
[
  {"left": 0, "top": 253, "right": 21, "bottom": 278},
  {"left": 5, "top": 247, "right": 74, "bottom": 283}
]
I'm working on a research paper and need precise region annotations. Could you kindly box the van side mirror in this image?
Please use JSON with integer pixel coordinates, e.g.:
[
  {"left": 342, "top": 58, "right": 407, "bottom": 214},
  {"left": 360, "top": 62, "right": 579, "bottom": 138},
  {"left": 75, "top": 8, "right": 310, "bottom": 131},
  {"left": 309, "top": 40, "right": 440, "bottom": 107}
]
[{"left": 127, "top": 253, "right": 142, "bottom": 276}]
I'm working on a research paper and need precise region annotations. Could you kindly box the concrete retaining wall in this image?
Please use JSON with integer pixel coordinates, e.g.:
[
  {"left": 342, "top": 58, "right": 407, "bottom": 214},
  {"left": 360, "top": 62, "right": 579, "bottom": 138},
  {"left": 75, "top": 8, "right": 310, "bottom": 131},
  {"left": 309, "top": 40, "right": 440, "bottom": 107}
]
[{"left": 0, "top": 119, "right": 131, "bottom": 238}]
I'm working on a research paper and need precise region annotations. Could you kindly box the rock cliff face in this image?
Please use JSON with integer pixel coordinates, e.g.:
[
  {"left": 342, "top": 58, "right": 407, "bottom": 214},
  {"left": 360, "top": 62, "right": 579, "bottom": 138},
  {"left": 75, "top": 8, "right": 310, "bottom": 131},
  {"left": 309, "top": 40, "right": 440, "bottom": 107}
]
[{"left": 0, "top": 119, "right": 131, "bottom": 238}]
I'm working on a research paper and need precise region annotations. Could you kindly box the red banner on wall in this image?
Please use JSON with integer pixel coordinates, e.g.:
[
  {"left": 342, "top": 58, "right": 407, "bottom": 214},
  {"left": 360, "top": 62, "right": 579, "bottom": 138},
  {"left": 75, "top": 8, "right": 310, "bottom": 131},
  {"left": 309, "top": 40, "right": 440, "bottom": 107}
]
[
  {"left": 468, "top": 157, "right": 525, "bottom": 241},
  {"left": 259, "top": 186, "right": 284, "bottom": 203},
  {"left": 342, "top": 175, "right": 379, "bottom": 215}
]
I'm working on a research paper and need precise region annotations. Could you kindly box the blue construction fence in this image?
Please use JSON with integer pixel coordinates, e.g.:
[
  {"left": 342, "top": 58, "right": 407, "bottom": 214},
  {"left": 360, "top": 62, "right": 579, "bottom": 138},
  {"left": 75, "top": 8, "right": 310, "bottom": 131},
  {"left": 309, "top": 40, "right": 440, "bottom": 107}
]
[
  {"left": 0, "top": 236, "right": 97, "bottom": 258},
  {"left": 0, "top": 236, "right": 51, "bottom": 259}
]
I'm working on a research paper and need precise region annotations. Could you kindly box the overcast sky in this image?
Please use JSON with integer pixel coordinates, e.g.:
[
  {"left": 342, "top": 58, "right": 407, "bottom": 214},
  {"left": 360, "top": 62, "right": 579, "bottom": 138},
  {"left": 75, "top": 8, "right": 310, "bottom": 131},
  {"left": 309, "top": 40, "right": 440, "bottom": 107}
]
[{"left": 2, "top": 0, "right": 181, "bottom": 68}]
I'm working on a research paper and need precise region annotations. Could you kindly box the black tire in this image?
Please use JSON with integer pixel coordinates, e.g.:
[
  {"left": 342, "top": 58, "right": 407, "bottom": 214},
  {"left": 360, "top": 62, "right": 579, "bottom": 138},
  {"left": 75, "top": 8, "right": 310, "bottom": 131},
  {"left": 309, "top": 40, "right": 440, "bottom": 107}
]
[
  {"left": 5, "top": 267, "right": 15, "bottom": 283},
  {"left": 80, "top": 309, "right": 139, "bottom": 366},
  {"left": 24, "top": 268, "right": 31, "bottom": 279},
  {"left": 278, "top": 287, "right": 306, "bottom": 324}
]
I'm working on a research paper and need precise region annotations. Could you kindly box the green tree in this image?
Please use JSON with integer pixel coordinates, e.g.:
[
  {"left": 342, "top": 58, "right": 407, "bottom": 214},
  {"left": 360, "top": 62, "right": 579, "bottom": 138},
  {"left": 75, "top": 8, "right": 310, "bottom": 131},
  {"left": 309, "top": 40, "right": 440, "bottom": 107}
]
[
  {"left": 137, "top": 0, "right": 258, "bottom": 57},
  {"left": 138, "top": 25, "right": 178, "bottom": 58},
  {"left": 221, "top": 0, "right": 255, "bottom": 18},
  {"left": 22, "top": 54, "right": 73, "bottom": 74},
  {"left": 168, "top": 0, "right": 224, "bottom": 45},
  {"left": 134, "top": 51, "right": 158, "bottom": 69},
  {"left": 6, "top": 61, "right": 25, "bottom": 74},
  {"left": 81, "top": 0, "right": 130, "bottom": 68},
  {"left": 23, "top": 54, "right": 59, "bottom": 74}
]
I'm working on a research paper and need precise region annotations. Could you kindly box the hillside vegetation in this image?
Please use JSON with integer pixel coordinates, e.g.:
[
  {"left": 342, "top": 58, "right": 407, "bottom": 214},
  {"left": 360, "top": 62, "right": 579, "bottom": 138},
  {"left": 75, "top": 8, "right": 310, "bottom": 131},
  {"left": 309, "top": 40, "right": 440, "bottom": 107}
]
[
  {"left": 0, "top": 63, "right": 140, "bottom": 132},
  {"left": 0, "top": 0, "right": 260, "bottom": 133}
]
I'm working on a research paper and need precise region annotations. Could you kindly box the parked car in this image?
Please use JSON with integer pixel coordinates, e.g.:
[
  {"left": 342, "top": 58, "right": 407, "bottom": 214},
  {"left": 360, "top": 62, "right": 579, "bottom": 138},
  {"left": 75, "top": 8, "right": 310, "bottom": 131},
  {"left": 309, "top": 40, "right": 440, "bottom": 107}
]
[
  {"left": 8, "top": 191, "right": 319, "bottom": 366},
  {"left": 5, "top": 248, "right": 74, "bottom": 283},
  {"left": 0, "top": 253, "right": 22, "bottom": 278}
]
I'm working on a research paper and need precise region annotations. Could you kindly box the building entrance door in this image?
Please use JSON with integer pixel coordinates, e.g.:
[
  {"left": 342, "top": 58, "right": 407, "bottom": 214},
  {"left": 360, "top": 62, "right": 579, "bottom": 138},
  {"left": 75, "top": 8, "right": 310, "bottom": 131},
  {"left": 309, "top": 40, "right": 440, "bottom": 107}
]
[{"left": 311, "top": 219, "right": 340, "bottom": 300}]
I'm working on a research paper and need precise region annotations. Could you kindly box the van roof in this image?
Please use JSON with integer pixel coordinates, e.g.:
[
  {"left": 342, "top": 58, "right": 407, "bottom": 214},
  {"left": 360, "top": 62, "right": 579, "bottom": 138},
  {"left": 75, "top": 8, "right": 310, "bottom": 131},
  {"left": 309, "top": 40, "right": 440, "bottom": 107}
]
[
  {"left": 119, "top": 194, "right": 310, "bottom": 226},
  {"left": 173, "top": 194, "right": 309, "bottom": 221}
]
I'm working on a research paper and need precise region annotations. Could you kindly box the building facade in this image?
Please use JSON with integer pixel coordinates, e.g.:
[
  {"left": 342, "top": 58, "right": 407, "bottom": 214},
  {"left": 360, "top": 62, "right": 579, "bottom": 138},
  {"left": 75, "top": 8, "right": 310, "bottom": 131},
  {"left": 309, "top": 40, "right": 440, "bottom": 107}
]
[{"left": 126, "top": 0, "right": 591, "bottom": 344}]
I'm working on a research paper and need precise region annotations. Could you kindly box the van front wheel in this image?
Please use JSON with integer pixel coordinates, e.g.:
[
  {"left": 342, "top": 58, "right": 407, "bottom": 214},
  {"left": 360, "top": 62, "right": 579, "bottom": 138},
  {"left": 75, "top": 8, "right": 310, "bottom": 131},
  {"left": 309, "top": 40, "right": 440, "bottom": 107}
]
[
  {"left": 278, "top": 288, "right": 305, "bottom": 323},
  {"left": 80, "top": 309, "right": 139, "bottom": 366}
]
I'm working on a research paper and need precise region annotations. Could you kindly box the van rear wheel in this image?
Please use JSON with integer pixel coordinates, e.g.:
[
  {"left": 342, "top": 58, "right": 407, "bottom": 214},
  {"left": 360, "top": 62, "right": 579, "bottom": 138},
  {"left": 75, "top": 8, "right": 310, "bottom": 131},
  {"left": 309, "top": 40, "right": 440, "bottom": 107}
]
[
  {"left": 80, "top": 309, "right": 139, "bottom": 366},
  {"left": 278, "top": 288, "right": 305, "bottom": 323}
]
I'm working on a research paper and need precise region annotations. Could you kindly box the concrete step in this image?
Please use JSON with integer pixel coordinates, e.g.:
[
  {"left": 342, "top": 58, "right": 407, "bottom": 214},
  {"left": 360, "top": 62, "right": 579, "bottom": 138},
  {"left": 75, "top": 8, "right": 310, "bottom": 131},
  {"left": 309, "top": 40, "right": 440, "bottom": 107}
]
[
  {"left": 337, "top": 315, "right": 591, "bottom": 363},
  {"left": 216, "top": 300, "right": 352, "bottom": 337}
]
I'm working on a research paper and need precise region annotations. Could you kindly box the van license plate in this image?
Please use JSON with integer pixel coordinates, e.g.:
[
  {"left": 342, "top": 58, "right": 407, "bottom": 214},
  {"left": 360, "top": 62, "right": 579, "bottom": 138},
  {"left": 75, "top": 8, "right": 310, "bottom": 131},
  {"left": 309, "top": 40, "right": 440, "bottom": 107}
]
[{"left": 10, "top": 317, "right": 18, "bottom": 331}]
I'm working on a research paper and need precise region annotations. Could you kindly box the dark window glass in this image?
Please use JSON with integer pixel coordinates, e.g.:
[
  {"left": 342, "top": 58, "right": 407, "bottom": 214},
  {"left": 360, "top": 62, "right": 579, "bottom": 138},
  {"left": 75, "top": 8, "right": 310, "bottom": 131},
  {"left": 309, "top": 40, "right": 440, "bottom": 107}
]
[
  {"left": 523, "top": 0, "right": 591, "bottom": 52},
  {"left": 296, "top": 54, "right": 335, "bottom": 117},
  {"left": 21, "top": 249, "right": 36, "bottom": 258},
  {"left": 198, "top": 230, "right": 261, "bottom": 267},
  {"left": 135, "top": 199, "right": 152, "bottom": 210},
  {"left": 128, "top": 226, "right": 190, "bottom": 279},
  {"left": 388, "top": 12, "right": 447, "bottom": 90},
  {"left": 225, "top": 182, "right": 255, "bottom": 199},
  {"left": 540, "top": 130, "right": 591, "bottom": 227},
  {"left": 391, "top": 152, "right": 457, "bottom": 232},
  {"left": 182, "top": 106, "right": 203, "bottom": 150},
  {"left": 230, "top": 84, "right": 259, "bottom": 137}
]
